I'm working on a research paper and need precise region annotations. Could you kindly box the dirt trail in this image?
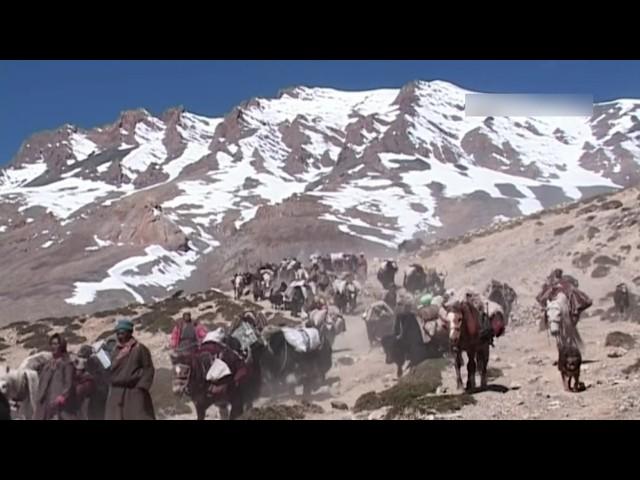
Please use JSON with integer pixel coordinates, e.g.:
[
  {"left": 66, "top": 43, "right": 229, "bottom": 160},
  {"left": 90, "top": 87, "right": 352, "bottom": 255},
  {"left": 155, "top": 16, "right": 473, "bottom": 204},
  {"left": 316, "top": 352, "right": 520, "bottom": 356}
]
[
  {"left": 324, "top": 310, "right": 640, "bottom": 420},
  {"left": 303, "top": 312, "right": 640, "bottom": 420},
  {"left": 303, "top": 307, "right": 396, "bottom": 419},
  {"left": 166, "top": 278, "right": 640, "bottom": 420},
  {"left": 5, "top": 272, "right": 638, "bottom": 420},
  {"left": 443, "top": 318, "right": 640, "bottom": 420}
]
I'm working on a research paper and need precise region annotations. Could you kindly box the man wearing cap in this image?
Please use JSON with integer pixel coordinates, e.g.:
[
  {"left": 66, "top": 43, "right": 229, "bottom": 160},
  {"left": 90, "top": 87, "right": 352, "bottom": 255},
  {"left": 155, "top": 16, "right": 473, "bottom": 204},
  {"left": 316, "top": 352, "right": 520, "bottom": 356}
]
[
  {"left": 105, "top": 319, "right": 156, "bottom": 420},
  {"left": 418, "top": 294, "right": 433, "bottom": 308}
]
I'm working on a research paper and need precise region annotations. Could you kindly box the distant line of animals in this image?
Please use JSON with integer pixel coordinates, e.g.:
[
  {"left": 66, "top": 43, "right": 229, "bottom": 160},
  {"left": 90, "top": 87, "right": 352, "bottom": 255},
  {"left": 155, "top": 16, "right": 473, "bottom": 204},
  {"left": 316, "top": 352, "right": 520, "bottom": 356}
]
[
  {"left": 232, "top": 253, "right": 369, "bottom": 316},
  {"left": 232, "top": 255, "right": 455, "bottom": 317}
]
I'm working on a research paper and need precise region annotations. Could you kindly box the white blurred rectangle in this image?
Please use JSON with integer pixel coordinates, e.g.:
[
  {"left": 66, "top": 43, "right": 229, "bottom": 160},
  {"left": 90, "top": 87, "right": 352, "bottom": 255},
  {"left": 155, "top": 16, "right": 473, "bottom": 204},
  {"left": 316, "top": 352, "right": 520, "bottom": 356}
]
[
  {"left": 94, "top": 349, "right": 112, "bottom": 369},
  {"left": 465, "top": 94, "right": 593, "bottom": 117}
]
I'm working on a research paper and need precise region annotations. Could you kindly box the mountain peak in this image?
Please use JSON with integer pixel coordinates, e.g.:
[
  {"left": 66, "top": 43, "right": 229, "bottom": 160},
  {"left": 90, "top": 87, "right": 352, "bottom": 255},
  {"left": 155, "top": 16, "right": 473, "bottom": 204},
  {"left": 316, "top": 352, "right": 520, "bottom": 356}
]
[
  {"left": 118, "top": 108, "right": 153, "bottom": 130},
  {"left": 160, "top": 105, "right": 186, "bottom": 125},
  {"left": 2, "top": 80, "right": 639, "bottom": 318}
]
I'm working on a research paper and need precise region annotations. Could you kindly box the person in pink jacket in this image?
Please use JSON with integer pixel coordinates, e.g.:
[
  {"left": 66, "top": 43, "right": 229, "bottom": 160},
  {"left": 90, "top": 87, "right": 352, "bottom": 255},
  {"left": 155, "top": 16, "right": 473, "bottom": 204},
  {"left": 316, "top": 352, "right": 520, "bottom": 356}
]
[{"left": 170, "top": 312, "right": 208, "bottom": 356}]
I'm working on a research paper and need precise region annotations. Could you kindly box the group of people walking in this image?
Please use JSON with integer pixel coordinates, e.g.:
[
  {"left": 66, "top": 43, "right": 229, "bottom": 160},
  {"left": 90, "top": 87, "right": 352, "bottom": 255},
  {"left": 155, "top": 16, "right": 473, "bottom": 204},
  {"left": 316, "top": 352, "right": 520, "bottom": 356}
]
[{"left": 31, "top": 319, "right": 156, "bottom": 420}]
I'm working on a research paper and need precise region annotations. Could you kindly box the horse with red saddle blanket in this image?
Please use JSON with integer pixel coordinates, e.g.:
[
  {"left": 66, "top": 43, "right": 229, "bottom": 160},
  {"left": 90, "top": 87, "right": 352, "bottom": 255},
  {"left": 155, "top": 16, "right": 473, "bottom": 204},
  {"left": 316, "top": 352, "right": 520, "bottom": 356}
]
[
  {"left": 171, "top": 333, "right": 260, "bottom": 420},
  {"left": 442, "top": 289, "right": 506, "bottom": 391}
]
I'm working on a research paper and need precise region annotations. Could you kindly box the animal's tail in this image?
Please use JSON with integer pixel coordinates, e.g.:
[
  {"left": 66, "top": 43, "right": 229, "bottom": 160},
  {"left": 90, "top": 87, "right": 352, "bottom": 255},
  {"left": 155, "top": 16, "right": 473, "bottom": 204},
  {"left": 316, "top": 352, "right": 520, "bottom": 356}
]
[{"left": 24, "top": 369, "right": 39, "bottom": 420}]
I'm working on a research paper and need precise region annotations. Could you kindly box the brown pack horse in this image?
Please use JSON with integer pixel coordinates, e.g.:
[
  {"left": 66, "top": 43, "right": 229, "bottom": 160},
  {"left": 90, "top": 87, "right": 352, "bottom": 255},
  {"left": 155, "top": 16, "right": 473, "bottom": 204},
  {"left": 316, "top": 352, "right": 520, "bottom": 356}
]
[
  {"left": 446, "top": 300, "right": 505, "bottom": 391},
  {"left": 171, "top": 341, "right": 261, "bottom": 420}
]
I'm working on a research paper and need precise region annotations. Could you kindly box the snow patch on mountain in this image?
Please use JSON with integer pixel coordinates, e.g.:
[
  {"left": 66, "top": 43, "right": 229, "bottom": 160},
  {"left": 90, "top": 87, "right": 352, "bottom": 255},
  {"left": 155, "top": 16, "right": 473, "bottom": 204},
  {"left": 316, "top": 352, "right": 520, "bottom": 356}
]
[
  {"left": 66, "top": 244, "right": 199, "bottom": 305},
  {"left": 310, "top": 179, "right": 441, "bottom": 247},
  {"left": 94, "top": 236, "right": 114, "bottom": 248},
  {"left": 337, "top": 223, "right": 396, "bottom": 249},
  {"left": 164, "top": 149, "right": 309, "bottom": 228},
  {"left": 163, "top": 141, "right": 209, "bottom": 182},
  {"left": 492, "top": 215, "right": 510, "bottom": 224},
  {"left": 351, "top": 178, "right": 393, "bottom": 188},
  {"left": 13, "top": 178, "right": 124, "bottom": 219},
  {"left": 96, "top": 162, "right": 111, "bottom": 174},
  {"left": 0, "top": 161, "right": 48, "bottom": 190},
  {"left": 69, "top": 133, "right": 99, "bottom": 163},
  {"left": 252, "top": 87, "right": 398, "bottom": 130},
  {"left": 163, "top": 114, "right": 222, "bottom": 182},
  {"left": 121, "top": 121, "right": 167, "bottom": 178}
]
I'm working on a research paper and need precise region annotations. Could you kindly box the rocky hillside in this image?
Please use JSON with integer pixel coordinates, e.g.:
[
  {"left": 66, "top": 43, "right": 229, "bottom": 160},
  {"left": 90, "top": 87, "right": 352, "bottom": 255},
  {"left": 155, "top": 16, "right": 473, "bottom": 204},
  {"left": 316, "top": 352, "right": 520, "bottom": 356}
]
[
  {"left": 1, "top": 80, "right": 639, "bottom": 323},
  {"left": 374, "top": 185, "right": 640, "bottom": 420},
  {"left": 399, "top": 185, "right": 640, "bottom": 322},
  {"left": 303, "top": 184, "right": 640, "bottom": 421},
  {"left": 3, "top": 186, "right": 640, "bottom": 420}
]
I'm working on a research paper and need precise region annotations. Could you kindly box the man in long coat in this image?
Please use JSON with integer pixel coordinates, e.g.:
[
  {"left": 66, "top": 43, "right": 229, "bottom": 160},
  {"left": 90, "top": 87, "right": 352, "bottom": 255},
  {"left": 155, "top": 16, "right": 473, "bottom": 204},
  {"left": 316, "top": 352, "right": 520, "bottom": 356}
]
[
  {"left": 105, "top": 319, "right": 156, "bottom": 420},
  {"left": 34, "top": 334, "right": 77, "bottom": 420}
]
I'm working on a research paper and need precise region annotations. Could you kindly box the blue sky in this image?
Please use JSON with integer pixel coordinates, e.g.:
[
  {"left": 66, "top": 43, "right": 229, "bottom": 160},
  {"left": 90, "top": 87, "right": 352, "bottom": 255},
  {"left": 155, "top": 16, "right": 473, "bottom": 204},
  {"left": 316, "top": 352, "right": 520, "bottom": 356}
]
[{"left": 1, "top": 60, "right": 639, "bottom": 166}]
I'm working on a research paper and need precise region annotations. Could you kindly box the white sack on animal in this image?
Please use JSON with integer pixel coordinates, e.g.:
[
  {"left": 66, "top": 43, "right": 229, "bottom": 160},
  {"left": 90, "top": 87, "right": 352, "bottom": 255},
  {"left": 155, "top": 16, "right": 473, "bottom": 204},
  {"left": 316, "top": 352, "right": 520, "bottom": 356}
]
[
  {"left": 282, "top": 327, "right": 322, "bottom": 353},
  {"left": 206, "top": 358, "right": 232, "bottom": 382}
]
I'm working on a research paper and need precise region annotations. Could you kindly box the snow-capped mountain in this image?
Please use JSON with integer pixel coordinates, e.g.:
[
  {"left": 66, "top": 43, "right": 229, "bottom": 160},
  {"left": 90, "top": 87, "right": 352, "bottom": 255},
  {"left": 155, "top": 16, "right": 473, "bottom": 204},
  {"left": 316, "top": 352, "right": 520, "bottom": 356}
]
[{"left": 1, "top": 80, "right": 639, "bottom": 322}]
